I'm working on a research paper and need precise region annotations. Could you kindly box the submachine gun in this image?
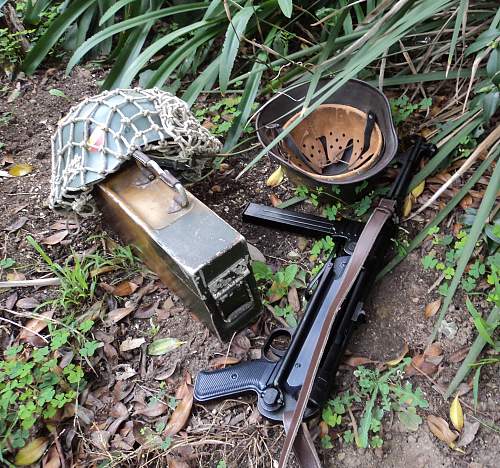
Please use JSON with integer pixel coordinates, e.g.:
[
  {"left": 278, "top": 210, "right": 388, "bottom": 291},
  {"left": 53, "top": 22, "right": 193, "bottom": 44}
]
[{"left": 194, "top": 138, "right": 436, "bottom": 466}]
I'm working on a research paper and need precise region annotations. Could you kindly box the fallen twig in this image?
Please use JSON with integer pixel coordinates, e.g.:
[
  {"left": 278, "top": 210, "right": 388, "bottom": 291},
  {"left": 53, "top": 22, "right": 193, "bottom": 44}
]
[
  {"left": 407, "top": 126, "right": 500, "bottom": 220},
  {"left": 0, "top": 277, "right": 61, "bottom": 288}
]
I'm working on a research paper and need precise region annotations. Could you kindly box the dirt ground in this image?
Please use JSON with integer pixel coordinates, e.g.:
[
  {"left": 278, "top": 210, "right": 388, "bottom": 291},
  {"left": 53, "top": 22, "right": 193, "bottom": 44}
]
[{"left": 0, "top": 68, "right": 498, "bottom": 468}]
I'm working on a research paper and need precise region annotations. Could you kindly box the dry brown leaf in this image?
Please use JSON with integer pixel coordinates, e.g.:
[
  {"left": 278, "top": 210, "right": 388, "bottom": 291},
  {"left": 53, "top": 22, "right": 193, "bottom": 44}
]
[
  {"left": 120, "top": 337, "right": 146, "bottom": 352},
  {"left": 405, "top": 354, "right": 438, "bottom": 376},
  {"left": 287, "top": 286, "right": 301, "bottom": 313},
  {"left": 209, "top": 356, "right": 241, "bottom": 369},
  {"left": 109, "top": 401, "right": 128, "bottom": 418},
  {"left": 132, "top": 422, "right": 162, "bottom": 448},
  {"left": 456, "top": 418, "right": 480, "bottom": 447},
  {"left": 103, "top": 343, "right": 119, "bottom": 363},
  {"left": 343, "top": 356, "right": 375, "bottom": 367},
  {"left": 459, "top": 194, "right": 473, "bottom": 210},
  {"left": 7, "top": 271, "right": 26, "bottom": 282},
  {"left": 424, "top": 299, "right": 441, "bottom": 319},
  {"left": 154, "top": 362, "right": 178, "bottom": 381},
  {"left": 112, "top": 281, "right": 139, "bottom": 297},
  {"left": 6, "top": 292, "right": 18, "bottom": 309},
  {"left": 164, "top": 385, "right": 193, "bottom": 436},
  {"left": 90, "top": 265, "right": 118, "bottom": 278},
  {"left": 41, "top": 230, "right": 69, "bottom": 245},
  {"left": 90, "top": 430, "right": 111, "bottom": 451},
  {"left": 167, "top": 457, "right": 190, "bottom": 468},
  {"left": 319, "top": 420, "right": 329, "bottom": 438},
  {"left": 4, "top": 216, "right": 28, "bottom": 232},
  {"left": 424, "top": 342, "right": 443, "bottom": 357},
  {"left": 386, "top": 342, "right": 409, "bottom": 366},
  {"left": 449, "top": 347, "right": 470, "bottom": 363},
  {"left": 115, "top": 365, "right": 137, "bottom": 381},
  {"left": 135, "top": 399, "right": 169, "bottom": 418},
  {"left": 16, "top": 296, "right": 40, "bottom": 310},
  {"left": 107, "top": 306, "right": 135, "bottom": 324},
  {"left": 427, "top": 415, "right": 458, "bottom": 447},
  {"left": 19, "top": 310, "right": 53, "bottom": 342},
  {"left": 230, "top": 333, "right": 251, "bottom": 356},
  {"left": 270, "top": 193, "right": 282, "bottom": 207},
  {"left": 42, "top": 445, "right": 61, "bottom": 468},
  {"left": 134, "top": 300, "right": 159, "bottom": 319}
]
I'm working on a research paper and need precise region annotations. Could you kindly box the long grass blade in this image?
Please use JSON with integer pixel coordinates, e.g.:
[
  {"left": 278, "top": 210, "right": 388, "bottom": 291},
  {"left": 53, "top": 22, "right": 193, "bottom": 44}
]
[
  {"left": 409, "top": 117, "right": 482, "bottom": 190},
  {"left": 446, "top": 0, "right": 468, "bottom": 76},
  {"left": 107, "top": 19, "right": 212, "bottom": 89},
  {"left": 182, "top": 57, "right": 221, "bottom": 106},
  {"left": 444, "top": 306, "right": 499, "bottom": 398},
  {"left": 22, "top": 0, "right": 97, "bottom": 75},
  {"left": 377, "top": 146, "right": 499, "bottom": 279},
  {"left": 99, "top": 0, "right": 135, "bottom": 26},
  {"left": 219, "top": 6, "right": 254, "bottom": 93},
  {"left": 428, "top": 150, "right": 500, "bottom": 344},
  {"left": 223, "top": 29, "right": 277, "bottom": 151},
  {"left": 65, "top": 2, "right": 208, "bottom": 74}
]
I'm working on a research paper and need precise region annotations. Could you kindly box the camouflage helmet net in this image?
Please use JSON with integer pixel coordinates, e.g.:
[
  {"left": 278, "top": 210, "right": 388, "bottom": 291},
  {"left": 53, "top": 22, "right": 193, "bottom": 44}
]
[{"left": 49, "top": 88, "right": 221, "bottom": 214}]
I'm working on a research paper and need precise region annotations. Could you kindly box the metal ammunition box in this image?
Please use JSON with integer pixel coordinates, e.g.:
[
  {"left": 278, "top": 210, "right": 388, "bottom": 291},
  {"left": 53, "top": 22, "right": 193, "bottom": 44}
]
[{"left": 94, "top": 162, "right": 261, "bottom": 340}]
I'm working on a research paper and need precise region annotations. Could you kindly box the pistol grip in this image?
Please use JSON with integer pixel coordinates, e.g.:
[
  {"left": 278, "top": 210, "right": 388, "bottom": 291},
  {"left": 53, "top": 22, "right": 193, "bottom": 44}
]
[{"left": 194, "top": 359, "right": 275, "bottom": 402}]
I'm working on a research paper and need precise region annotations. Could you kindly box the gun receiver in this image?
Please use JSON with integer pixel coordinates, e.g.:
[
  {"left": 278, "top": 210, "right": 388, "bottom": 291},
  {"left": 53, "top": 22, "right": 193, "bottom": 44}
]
[{"left": 194, "top": 138, "right": 436, "bottom": 424}]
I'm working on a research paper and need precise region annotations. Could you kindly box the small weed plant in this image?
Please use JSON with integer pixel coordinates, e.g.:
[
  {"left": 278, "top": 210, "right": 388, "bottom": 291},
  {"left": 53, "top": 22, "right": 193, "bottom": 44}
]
[
  {"left": 26, "top": 236, "right": 137, "bottom": 309},
  {"left": 321, "top": 359, "right": 428, "bottom": 449},
  {"left": 194, "top": 96, "right": 257, "bottom": 136},
  {"left": 0, "top": 318, "right": 98, "bottom": 459},
  {"left": 390, "top": 95, "right": 432, "bottom": 126}
]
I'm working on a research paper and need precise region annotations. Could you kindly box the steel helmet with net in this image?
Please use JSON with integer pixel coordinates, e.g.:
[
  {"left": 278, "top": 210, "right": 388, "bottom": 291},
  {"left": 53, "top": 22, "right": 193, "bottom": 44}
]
[{"left": 50, "top": 87, "right": 221, "bottom": 213}]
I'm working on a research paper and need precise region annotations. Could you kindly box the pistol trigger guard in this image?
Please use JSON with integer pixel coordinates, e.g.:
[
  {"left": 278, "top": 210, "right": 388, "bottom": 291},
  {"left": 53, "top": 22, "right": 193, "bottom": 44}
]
[{"left": 263, "top": 328, "right": 293, "bottom": 360}]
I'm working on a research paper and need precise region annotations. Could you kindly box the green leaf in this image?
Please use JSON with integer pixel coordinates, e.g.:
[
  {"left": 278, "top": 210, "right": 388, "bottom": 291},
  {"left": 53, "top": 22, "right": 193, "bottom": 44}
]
[
  {"left": 283, "top": 264, "right": 299, "bottom": 286},
  {"left": 109, "top": 19, "right": 212, "bottom": 89},
  {"left": 23, "top": 0, "right": 97, "bottom": 75},
  {"left": 358, "top": 386, "right": 378, "bottom": 448},
  {"left": 398, "top": 407, "right": 422, "bottom": 431},
  {"left": 219, "top": 6, "right": 254, "bottom": 93},
  {"left": 79, "top": 340, "right": 101, "bottom": 358},
  {"left": 278, "top": 0, "right": 293, "bottom": 18},
  {"left": 49, "top": 88, "right": 67, "bottom": 99},
  {"left": 148, "top": 337, "right": 185, "bottom": 356},
  {"left": 99, "top": 0, "right": 135, "bottom": 26},
  {"left": 252, "top": 261, "right": 273, "bottom": 281},
  {"left": 0, "top": 257, "right": 15, "bottom": 269},
  {"left": 65, "top": 3, "right": 208, "bottom": 74},
  {"left": 466, "top": 299, "right": 495, "bottom": 346}
]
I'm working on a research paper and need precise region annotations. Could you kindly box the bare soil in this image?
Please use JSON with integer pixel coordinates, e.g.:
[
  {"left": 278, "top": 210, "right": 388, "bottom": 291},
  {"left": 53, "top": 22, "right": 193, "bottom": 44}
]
[{"left": 0, "top": 69, "right": 498, "bottom": 468}]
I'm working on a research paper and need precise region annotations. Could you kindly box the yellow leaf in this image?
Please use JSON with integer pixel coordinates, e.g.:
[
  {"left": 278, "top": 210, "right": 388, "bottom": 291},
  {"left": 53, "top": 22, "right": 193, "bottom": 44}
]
[
  {"left": 402, "top": 195, "right": 412, "bottom": 217},
  {"left": 411, "top": 180, "right": 425, "bottom": 199},
  {"left": 450, "top": 395, "right": 464, "bottom": 431},
  {"left": 8, "top": 163, "right": 33, "bottom": 177},
  {"left": 14, "top": 437, "right": 49, "bottom": 466},
  {"left": 266, "top": 166, "right": 284, "bottom": 187},
  {"left": 386, "top": 342, "right": 409, "bottom": 366}
]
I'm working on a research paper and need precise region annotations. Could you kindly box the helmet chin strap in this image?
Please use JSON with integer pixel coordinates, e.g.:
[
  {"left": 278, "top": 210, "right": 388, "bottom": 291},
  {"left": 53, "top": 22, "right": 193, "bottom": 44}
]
[{"left": 132, "top": 150, "right": 188, "bottom": 212}]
